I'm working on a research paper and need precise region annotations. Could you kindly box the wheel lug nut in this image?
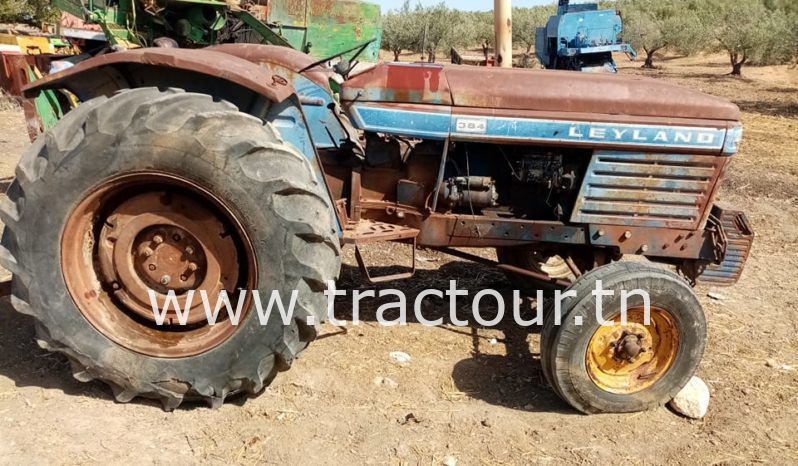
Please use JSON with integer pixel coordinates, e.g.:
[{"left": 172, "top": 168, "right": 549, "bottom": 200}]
[
  {"left": 142, "top": 247, "right": 154, "bottom": 257},
  {"left": 180, "top": 275, "right": 188, "bottom": 281},
  {"left": 160, "top": 275, "right": 171, "bottom": 285},
  {"left": 185, "top": 246, "right": 194, "bottom": 255},
  {"left": 188, "top": 263, "right": 198, "bottom": 272},
  {"left": 173, "top": 234, "right": 182, "bottom": 242},
  {"left": 148, "top": 264, "right": 157, "bottom": 271},
  {"left": 152, "top": 235, "right": 164, "bottom": 245},
  {"left": 112, "top": 282, "right": 120, "bottom": 290}
]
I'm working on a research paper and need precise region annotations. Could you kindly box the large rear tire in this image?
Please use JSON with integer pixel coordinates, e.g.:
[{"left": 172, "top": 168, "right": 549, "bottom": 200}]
[{"left": 0, "top": 88, "right": 341, "bottom": 409}]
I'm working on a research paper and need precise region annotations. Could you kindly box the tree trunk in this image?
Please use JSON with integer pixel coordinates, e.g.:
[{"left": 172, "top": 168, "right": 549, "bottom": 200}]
[
  {"left": 482, "top": 41, "right": 489, "bottom": 62},
  {"left": 729, "top": 52, "right": 747, "bottom": 76},
  {"left": 393, "top": 50, "right": 401, "bottom": 62},
  {"left": 642, "top": 48, "right": 655, "bottom": 69}
]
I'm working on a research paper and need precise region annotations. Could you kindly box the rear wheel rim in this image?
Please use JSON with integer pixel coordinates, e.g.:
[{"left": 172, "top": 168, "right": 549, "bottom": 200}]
[
  {"left": 61, "top": 171, "right": 257, "bottom": 358},
  {"left": 585, "top": 307, "right": 679, "bottom": 394}
]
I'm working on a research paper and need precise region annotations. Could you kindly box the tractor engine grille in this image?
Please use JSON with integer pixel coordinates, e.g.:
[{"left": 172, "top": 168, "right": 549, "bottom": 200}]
[{"left": 570, "top": 151, "right": 726, "bottom": 229}]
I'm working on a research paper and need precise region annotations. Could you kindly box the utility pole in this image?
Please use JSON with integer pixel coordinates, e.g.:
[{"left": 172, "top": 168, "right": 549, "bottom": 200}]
[{"left": 494, "top": 0, "right": 512, "bottom": 68}]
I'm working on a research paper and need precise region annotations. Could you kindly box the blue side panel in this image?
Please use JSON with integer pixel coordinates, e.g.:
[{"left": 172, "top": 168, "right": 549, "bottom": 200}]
[
  {"left": 451, "top": 114, "right": 726, "bottom": 151},
  {"left": 268, "top": 98, "right": 343, "bottom": 234},
  {"left": 294, "top": 75, "right": 350, "bottom": 150},
  {"left": 350, "top": 104, "right": 730, "bottom": 152},
  {"left": 348, "top": 104, "right": 451, "bottom": 140},
  {"left": 269, "top": 99, "right": 317, "bottom": 162},
  {"left": 722, "top": 124, "right": 743, "bottom": 155}
]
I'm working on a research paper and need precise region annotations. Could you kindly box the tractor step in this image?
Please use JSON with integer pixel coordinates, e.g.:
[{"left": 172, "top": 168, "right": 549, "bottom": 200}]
[
  {"left": 696, "top": 209, "right": 754, "bottom": 286},
  {"left": 342, "top": 220, "right": 419, "bottom": 284},
  {"left": 341, "top": 220, "right": 419, "bottom": 245}
]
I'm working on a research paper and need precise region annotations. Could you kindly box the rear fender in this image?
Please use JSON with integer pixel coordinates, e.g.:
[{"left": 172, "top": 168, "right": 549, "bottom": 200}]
[
  {"left": 23, "top": 47, "right": 343, "bottom": 229},
  {"left": 22, "top": 48, "right": 295, "bottom": 107}
]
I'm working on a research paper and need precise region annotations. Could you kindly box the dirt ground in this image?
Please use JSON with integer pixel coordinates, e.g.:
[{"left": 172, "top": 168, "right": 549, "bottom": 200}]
[{"left": 0, "top": 53, "right": 796, "bottom": 465}]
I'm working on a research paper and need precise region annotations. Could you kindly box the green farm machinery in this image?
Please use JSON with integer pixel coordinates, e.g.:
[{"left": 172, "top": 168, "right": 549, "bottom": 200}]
[{"left": 52, "top": 0, "right": 382, "bottom": 60}]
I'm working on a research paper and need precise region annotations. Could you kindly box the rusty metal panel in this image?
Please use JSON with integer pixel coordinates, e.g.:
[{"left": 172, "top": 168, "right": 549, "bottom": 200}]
[
  {"left": 696, "top": 209, "right": 754, "bottom": 285},
  {"left": 342, "top": 62, "right": 453, "bottom": 105},
  {"left": 22, "top": 48, "right": 294, "bottom": 103},
  {"left": 443, "top": 66, "right": 741, "bottom": 121},
  {"left": 571, "top": 151, "right": 725, "bottom": 230}
]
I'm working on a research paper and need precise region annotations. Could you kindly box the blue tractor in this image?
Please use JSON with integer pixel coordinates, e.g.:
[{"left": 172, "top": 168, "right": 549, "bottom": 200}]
[{"left": 536, "top": 0, "right": 636, "bottom": 72}]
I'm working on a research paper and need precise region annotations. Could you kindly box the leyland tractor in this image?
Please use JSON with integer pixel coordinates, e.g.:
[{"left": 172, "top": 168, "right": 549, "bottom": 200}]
[{"left": 5, "top": 40, "right": 752, "bottom": 413}]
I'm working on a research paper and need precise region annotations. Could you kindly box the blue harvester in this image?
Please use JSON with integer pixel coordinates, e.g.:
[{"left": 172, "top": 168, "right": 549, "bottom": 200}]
[{"left": 535, "top": 0, "right": 636, "bottom": 72}]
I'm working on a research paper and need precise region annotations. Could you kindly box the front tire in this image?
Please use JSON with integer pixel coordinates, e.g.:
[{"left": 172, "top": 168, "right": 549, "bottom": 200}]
[
  {"left": 540, "top": 262, "right": 706, "bottom": 414},
  {"left": 0, "top": 88, "right": 341, "bottom": 409}
]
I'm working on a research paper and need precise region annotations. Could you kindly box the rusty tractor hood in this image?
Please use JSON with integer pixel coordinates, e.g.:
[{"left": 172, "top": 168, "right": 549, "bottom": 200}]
[{"left": 341, "top": 62, "right": 741, "bottom": 122}]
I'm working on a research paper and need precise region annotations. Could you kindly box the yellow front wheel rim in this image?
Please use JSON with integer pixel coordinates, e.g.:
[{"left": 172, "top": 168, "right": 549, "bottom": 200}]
[{"left": 586, "top": 307, "right": 680, "bottom": 394}]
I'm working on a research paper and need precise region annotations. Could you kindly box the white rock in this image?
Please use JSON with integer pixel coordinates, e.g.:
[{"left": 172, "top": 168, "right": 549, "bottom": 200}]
[
  {"left": 669, "top": 376, "right": 710, "bottom": 419},
  {"left": 389, "top": 351, "right": 411, "bottom": 364},
  {"left": 442, "top": 455, "right": 458, "bottom": 466}
]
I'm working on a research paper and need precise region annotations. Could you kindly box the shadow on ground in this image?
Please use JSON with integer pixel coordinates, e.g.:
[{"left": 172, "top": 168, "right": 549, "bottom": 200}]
[
  {"left": 336, "top": 260, "right": 574, "bottom": 414},
  {"left": 0, "top": 257, "right": 573, "bottom": 414}
]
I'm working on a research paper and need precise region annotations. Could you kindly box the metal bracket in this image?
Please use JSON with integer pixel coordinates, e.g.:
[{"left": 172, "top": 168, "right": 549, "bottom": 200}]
[{"left": 354, "top": 237, "right": 417, "bottom": 284}]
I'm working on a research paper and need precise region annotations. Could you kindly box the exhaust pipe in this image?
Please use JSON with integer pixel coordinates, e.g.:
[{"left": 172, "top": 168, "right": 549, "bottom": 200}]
[{"left": 494, "top": 0, "right": 512, "bottom": 68}]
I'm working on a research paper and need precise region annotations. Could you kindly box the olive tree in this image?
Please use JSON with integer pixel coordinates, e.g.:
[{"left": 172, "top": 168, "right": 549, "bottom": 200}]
[
  {"left": 512, "top": 6, "right": 555, "bottom": 67},
  {"left": 381, "top": 1, "right": 420, "bottom": 61},
  {"left": 700, "top": 0, "right": 794, "bottom": 75},
  {"left": 620, "top": 0, "right": 701, "bottom": 68},
  {"left": 413, "top": 3, "right": 468, "bottom": 63},
  {"left": 0, "top": 0, "right": 56, "bottom": 25}
]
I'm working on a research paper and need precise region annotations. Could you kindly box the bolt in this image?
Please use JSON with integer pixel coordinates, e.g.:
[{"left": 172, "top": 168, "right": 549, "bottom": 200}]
[
  {"left": 173, "top": 233, "right": 182, "bottom": 242},
  {"left": 152, "top": 235, "right": 164, "bottom": 245},
  {"left": 112, "top": 282, "right": 120, "bottom": 290},
  {"left": 148, "top": 264, "right": 157, "bottom": 271},
  {"left": 180, "top": 275, "right": 188, "bottom": 282},
  {"left": 641, "top": 245, "right": 649, "bottom": 253},
  {"left": 160, "top": 275, "right": 171, "bottom": 286},
  {"left": 598, "top": 229, "right": 605, "bottom": 237},
  {"left": 623, "top": 231, "right": 632, "bottom": 239},
  {"left": 185, "top": 245, "right": 194, "bottom": 255},
  {"left": 142, "top": 247, "right": 154, "bottom": 257},
  {"left": 188, "top": 262, "right": 198, "bottom": 272}
]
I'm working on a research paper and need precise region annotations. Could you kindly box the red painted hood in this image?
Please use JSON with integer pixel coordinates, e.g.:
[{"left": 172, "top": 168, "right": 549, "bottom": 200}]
[{"left": 342, "top": 62, "right": 741, "bottom": 122}]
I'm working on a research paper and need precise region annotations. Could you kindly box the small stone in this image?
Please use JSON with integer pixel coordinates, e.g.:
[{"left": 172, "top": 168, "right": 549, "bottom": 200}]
[
  {"left": 766, "top": 358, "right": 779, "bottom": 368},
  {"left": 389, "top": 351, "right": 411, "bottom": 364},
  {"left": 489, "top": 337, "right": 498, "bottom": 345},
  {"left": 707, "top": 292, "right": 727, "bottom": 301},
  {"left": 669, "top": 376, "right": 710, "bottom": 419},
  {"left": 481, "top": 419, "right": 492, "bottom": 428},
  {"left": 373, "top": 376, "right": 399, "bottom": 388},
  {"left": 442, "top": 455, "right": 458, "bottom": 466}
]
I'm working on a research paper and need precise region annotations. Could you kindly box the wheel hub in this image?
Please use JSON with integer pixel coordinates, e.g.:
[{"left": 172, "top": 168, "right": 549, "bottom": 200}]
[
  {"left": 61, "top": 172, "right": 256, "bottom": 357},
  {"left": 611, "top": 331, "right": 646, "bottom": 362},
  {"left": 134, "top": 226, "right": 206, "bottom": 292},
  {"left": 585, "top": 307, "right": 679, "bottom": 394}
]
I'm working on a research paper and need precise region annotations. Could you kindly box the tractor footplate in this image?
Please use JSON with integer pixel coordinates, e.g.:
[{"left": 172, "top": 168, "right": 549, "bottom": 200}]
[
  {"left": 695, "top": 208, "right": 754, "bottom": 286},
  {"left": 342, "top": 220, "right": 419, "bottom": 284}
]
